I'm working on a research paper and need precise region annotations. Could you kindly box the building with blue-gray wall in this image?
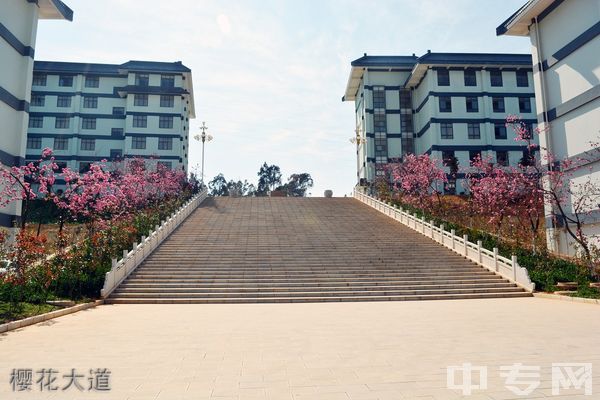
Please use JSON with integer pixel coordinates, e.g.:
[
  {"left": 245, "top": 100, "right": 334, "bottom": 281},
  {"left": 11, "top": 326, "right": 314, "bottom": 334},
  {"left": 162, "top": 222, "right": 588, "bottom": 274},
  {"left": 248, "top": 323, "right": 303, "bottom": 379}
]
[
  {"left": 343, "top": 51, "right": 538, "bottom": 193},
  {"left": 0, "top": 0, "right": 73, "bottom": 228},
  {"left": 26, "top": 60, "right": 195, "bottom": 179},
  {"left": 498, "top": 0, "right": 600, "bottom": 256}
]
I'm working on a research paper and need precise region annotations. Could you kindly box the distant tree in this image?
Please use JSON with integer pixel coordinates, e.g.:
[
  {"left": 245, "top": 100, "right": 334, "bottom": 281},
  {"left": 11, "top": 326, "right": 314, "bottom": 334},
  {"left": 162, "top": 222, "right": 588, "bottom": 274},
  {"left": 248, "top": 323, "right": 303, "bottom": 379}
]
[
  {"left": 279, "top": 173, "right": 314, "bottom": 197},
  {"left": 208, "top": 174, "right": 229, "bottom": 196},
  {"left": 256, "top": 163, "right": 281, "bottom": 196},
  {"left": 227, "top": 179, "right": 255, "bottom": 197}
]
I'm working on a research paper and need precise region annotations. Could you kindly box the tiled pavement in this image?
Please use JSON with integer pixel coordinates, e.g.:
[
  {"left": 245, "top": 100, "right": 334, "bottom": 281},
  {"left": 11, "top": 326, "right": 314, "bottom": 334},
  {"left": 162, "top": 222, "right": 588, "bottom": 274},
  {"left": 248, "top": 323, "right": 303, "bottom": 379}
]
[{"left": 1, "top": 298, "right": 599, "bottom": 399}]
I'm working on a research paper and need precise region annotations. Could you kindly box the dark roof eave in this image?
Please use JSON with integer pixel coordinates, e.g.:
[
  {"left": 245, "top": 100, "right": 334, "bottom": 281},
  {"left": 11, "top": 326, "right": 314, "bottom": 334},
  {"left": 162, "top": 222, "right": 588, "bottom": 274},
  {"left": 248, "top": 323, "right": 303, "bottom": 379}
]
[
  {"left": 50, "top": 0, "right": 74, "bottom": 21},
  {"left": 496, "top": 1, "right": 531, "bottom": 36}
]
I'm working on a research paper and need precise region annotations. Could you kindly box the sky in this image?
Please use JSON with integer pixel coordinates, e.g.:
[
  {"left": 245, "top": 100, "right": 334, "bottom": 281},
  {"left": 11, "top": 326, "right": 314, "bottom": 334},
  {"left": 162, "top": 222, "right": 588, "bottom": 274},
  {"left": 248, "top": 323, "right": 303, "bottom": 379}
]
[{"left": 36, "top": 0, "right": 531, "bottom": 197}]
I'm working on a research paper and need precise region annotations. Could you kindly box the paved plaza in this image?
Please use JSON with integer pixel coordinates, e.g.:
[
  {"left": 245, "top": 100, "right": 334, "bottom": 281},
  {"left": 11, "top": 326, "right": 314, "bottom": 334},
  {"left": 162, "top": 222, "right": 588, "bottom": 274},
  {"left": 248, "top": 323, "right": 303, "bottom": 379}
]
[{"left": 1, "top": 297, "right": 599, "bottom": 399}]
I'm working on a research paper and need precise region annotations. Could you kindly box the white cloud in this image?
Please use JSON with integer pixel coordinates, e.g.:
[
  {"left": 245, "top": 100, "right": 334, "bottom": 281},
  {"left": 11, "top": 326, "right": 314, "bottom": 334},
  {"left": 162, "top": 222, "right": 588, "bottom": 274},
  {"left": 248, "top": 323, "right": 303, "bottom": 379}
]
[{"left": 217, "top": 14, "right": 231, "bottom": 35}]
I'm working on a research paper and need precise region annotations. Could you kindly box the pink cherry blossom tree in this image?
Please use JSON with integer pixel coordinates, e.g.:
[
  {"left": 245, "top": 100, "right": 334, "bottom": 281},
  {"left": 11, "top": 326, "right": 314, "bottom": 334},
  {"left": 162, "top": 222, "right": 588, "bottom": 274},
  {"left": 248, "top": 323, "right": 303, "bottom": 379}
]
[
  {"left": 0, "top": 148, "right": 58, "bottom": 229},
  {"left": 387, "top": 154, "right": 447, "bottom": 214},
  {"left": 506, "top": 115, "right": 600, "bottom": 271},
  {"left": 465, "top": 153, "right": 543, "bottom": 251}
]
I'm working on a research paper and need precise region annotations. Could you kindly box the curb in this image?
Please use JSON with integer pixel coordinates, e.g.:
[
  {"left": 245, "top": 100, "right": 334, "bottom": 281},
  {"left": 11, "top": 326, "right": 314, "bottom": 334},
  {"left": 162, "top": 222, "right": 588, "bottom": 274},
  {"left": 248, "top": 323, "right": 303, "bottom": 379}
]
[
  {"left": 0, "top": 300, "right": 104, "bottom": 334},
  {"left": 533, "top": 292, "right": 600, "bottom": 305}
]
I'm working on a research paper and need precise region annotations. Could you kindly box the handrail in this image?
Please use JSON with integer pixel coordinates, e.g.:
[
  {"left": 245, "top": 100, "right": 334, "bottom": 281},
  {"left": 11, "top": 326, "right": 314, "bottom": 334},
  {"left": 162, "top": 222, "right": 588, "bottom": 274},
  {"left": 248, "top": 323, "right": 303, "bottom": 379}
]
[
  {"left": 353, "top": 188, "right": 535, "bottom": 292},
  {"left": 100, "top": 189, "right": 209, "bottom": 298}
]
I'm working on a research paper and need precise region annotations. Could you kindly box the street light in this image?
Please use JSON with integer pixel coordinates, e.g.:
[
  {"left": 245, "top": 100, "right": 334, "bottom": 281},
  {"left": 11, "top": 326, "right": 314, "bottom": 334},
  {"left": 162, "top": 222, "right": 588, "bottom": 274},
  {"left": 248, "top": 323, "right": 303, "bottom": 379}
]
[
  {"left": 349, "top": 126, "right": 366, "bottom": 185},
  {"left": 193, "top": 121, "right": 213, "bottom": 185}
]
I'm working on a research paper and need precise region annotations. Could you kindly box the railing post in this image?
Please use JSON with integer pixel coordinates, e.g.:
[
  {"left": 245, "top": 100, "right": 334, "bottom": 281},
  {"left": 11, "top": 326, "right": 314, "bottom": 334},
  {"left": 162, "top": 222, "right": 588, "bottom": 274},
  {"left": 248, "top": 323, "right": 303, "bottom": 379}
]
[
  {"left": 421, "top": 216, "right": 426, "bottom": 234},
  {"left": 511, "top": 255, "right": 518, "bottom": 281},
  {"left": 132, "top": 241, "right": 138, "bottom": 268},
  {"left": 477, "top": 240, "right": 483, "bottom": 263},
  {"left": 111, "top": 258, "right": 117, "bottom": 270},
  {"left": 463, "top": 235, "right": 468, "bottom": 256},
  {"left": 122, "top": 249, "right": 128, "bottom": 261},
  {"left": 451, "top": 229, "right": 455, "bottom": 250},
  {"left": 429, "top": 220, "right": 434, "bottom": 238},
  {"left": 493, "top": 248, "right": 499, "bottom": 272},
  {"left": 440, "top": 224, "right": 445, "bottom": 245},
  {"left": 141, "top": 236, "right": 146, "bottom": 259}
]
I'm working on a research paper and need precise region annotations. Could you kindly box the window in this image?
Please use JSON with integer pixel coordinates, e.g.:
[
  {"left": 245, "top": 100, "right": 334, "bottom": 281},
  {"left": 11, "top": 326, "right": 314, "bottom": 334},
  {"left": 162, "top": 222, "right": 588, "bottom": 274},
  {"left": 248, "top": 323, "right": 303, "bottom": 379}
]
[
  {"left": 85, "top": 76, "right": 100, "bottom": 88},
  {"left": 134, "top": 94, "right": 148, "bottom": 106},
  {"left": 400, "top": 114, "right": 413, "bottom": 132},
  {"left": 57, "top": 96, "right": 71, "bottom": 108},
  {"left": 54, "top": 137, "right": 68, "bottom": 150},
  {"left": 158, "top": 137, "right": 173, "bottom": 150},
  {"left": 55, "top": 117, "right": 70, "bottom": 129},
  {"left": 31, "top": 94, "right": 45, "bottom": 107},
  {"left": 399, "top": 90, "right": 411, "bottom": 109},
  {"left": 160, "top": 95, "right": 174, "bottom": 107},
  {"left": 32, "top": 74, "right": 46, "bottom": 86},
  {"left": 490, "top": 70, "right": 503, "bottom": 87},
  {"left": 59, "top": 75, "right": 73, "bottom": 87},
  {"left": 492, "top": 97, "right": 505, "bottom": 113},
  {"left": 442, "top": 150, "right": 456, "bottom": 166},
  {"left": 79, "top": 162, "right": 91, "bottom": 173},
  {"left": 519, "top": 97, "right": 531, "bottom": 113},
  {"left": 132, "top": 136, "right": 146, "bottom": 149},
  {"left": 55, "top": 162, "right": 67, "bottom": 172},
  {"left": 158, "top": 161, "right": 172, "bottom": 170},
  {"left": 135, "top": 74, "right": 149, "bottom": 86},
  {"left": 469, "top": 150, "right": 481, "bottom": 164},
  {"left": 372, "top": 87, "right": 386, "bottom": 109},
  {"left": 374, "top": 130, "right": 387, "bottom": 162},
  {"left": 80, "top": 138, "right": 95, "bottom": 151},
  {"left": 111, "top": 128, "right": 124, "bottom": 137},
  {"left": 497, "top": 150, "right": 508, "bottom": 166},
  {"left": 26, "top": 137, "right": 42, "bottom": 149},
  {"left": 467, "top": 123, "right": 481, "bottom": 139},
  {"left": 464, "top": 69, "right": 477, "bottom": 86},
  {"left": 516, "top": 70, "right": 529, "bottom": 87},
  {"left": 439, "top": 96, "right": 452, "bottom": 112},
  {"left": 161, "top": 74, "right": 175, "bottom": 87},
  {"left": 374, "top": 138, "right": 387, "bottom": 153},
  {"left": 83, "top": 96, "right": 98, "bottom": 108},
  {"left": 159, "top": 116, "right": 173, "bottom": 129},
  {"left": 437, "top": 69, "right": 449, "bottom": 86},
  {"left": 520, "top": 149, "right": 535, "bottom": 166},
  {"left": 444, "top": 179, "right": 456, "bottom": 195},
  {"left": 522, "top": 123, "right": 533, "bottom": 140},
  {"left": 133, "top": 115, "right": 147, "bottom": 128},
  {"left": 373, "top": 111, "right": 386, "bottom": 132},
  {"left": 494, "top": 123, "right": 507, "bottom": 139},
  {"left": 466, "top": 97, "right": 478, "bottom": 112},
  {"left": 112, "top": 107, "right": 125, "bottom": 116},
  {"left": 82, "top": 118, "right": 96, "bottom": 130},
  {"left": 440, "top": 123, "right": 453, "bottom": 139},
  {"left": 29, "top": 116, "right": 43, "bottom": 128},
  {"left": 110, "top": 149, "right": 122, "bottom": 160}
]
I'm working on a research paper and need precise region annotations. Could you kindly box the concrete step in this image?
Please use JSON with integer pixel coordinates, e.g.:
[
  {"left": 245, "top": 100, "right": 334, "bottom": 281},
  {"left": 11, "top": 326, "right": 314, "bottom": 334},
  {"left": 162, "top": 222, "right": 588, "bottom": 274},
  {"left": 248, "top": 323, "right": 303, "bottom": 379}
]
[
  {"left": 110, "top": 286, "right": 525, "bottom": 298},
  {"left": 118, "top": 278, "right": 509, "bottom": 288},
  {"left": 113, "top": 283, "right": 519, "bottom": 294},
  {"left": 109, "top": 197, "right": 531, "bottom": 303},
  {"left": 106, "top": 291, "right": 533, "bottom": 304},
  {"left": 124, "top": 272, "right": 501, "bottom": 283}
]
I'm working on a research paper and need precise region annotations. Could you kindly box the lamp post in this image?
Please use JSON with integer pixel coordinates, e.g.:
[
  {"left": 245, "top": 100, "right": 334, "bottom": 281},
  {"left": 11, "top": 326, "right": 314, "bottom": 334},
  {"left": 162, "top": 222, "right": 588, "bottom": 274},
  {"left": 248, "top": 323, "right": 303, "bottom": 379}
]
[
  {"left": 349, "top": 126, "right": 366, "bottom": 186},
  {"left": 193, "top": 121, "right": 213, "bottom": 185}
]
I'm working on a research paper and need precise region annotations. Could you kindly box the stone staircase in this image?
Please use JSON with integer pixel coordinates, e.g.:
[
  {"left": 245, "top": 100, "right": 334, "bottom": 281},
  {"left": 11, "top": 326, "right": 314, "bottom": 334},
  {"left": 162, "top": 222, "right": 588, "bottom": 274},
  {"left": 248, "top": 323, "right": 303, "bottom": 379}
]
[{"left": 106, "top": 197, "right": 532, "bottom": 303}]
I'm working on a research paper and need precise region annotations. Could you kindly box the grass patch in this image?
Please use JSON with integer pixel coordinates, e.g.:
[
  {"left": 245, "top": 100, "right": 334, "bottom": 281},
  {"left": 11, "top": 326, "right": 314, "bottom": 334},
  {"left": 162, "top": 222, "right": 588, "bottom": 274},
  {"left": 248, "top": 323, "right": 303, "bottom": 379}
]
[
  {"left": 0, "top": 302, "right": 59, "bottom": 325},
  {"left": 571, "top": 287, "right": 600, "bottom": 299}
]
